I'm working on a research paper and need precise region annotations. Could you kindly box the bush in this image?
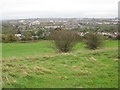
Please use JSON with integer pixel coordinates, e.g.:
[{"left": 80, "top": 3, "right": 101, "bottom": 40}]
[
  {"left": 84, "top": 33, "right": 103, "bottom": 50},
  {"left": 22, "top": 31, "right": 33, "bottom": 41},
  {"left": 38, "top": 36, "right": 45, "bottom": 40},
  {"left": 21, "top": 36, "right": 33, "bottom": 41},
  {"left": 115, "top": 34, "right": 120, "bottom": 40},
  {"left": 0, "top": 34, "right": 2, "bottom": 43},
  {"left": 50, "top": 30, "right": 79, "bottom": 52},
  {"left": 1, "top": 35, "right": 4, "bottom": 42},
  {"left": 2, "top": 34, "right": 18, "bottom": 43},
  {"left": 33, "top": 36, "right": 38, "bottom": 40}
]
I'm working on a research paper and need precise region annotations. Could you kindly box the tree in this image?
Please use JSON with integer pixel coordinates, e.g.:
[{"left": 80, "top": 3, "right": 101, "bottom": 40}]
[
  {"left": 50, "top": 30, "right": 79, "bottom": 52},
  {"left": 84, "top": 33, "right": 103, "bottom": 50}
]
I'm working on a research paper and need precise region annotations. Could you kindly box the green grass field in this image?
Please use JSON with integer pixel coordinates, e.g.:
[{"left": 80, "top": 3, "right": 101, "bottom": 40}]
[{"left": 2, "top": 40, "right": 118, "bottom": 88}]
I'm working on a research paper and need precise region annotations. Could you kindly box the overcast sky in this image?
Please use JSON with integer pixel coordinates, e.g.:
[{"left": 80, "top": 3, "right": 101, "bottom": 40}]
[{"left": 1, "top": 0, "right": 119, "bottom": 20}]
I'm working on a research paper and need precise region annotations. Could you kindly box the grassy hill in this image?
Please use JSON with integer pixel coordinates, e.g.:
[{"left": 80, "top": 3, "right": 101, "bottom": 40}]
[{"left": 2, "top": 40, "right": 118, "bottom": 88}]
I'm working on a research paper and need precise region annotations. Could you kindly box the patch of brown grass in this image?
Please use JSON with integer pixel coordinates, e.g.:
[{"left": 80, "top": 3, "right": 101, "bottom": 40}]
[
  {"left": 89, "top": 57, "right": 97, "bottom": 63},
  {"left": 34, "top": 66, "right": 53, "bottom": 73}
]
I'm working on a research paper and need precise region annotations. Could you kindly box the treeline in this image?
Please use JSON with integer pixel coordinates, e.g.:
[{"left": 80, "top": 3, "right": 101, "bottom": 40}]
[
  {"left": 1, "top": 30, "right": 119, "bottom": 44},
  {"left": 1, "top": 32, "right": 49, "bottom": 43},
  {"left": 74, "top": 24, "right": 118, "bottom": 32}
]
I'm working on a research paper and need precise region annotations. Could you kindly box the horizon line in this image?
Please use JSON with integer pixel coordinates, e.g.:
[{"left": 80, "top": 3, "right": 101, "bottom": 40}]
[{"left": 1, "top": 17, "right": 118, "bottom": 21}]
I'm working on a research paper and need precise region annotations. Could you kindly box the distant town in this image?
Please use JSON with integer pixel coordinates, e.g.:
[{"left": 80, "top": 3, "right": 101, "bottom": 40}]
[{"left": 2, "top": 18, "right": 119, "bottom": 41}]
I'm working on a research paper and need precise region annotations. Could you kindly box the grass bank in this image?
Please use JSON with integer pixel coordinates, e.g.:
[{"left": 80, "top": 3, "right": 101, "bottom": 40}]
[{"left": 2, "top": 40, "right": 118, "bottom": 88}]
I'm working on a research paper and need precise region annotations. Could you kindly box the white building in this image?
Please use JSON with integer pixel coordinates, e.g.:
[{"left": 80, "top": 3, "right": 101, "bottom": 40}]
[
  {"left": 44, "top": 26, "right": 60, "bottom": 29},
  {"left": 15, "top": 34, "right": 23, "bottom": 39}
]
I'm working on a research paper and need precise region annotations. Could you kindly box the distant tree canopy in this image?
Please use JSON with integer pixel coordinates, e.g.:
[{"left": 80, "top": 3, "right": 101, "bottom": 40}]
[
  {"left": 22, "top": 31, "right": 32, "bottom": 41},
  {"left": 75, "top": 24, "right": 118, "bottom": 32},
  {"left": 16, "top": 29, "right": 21, "bottom": 34},
  {"left": 2, "top": 24, "right": 17, "bottom": 34}
]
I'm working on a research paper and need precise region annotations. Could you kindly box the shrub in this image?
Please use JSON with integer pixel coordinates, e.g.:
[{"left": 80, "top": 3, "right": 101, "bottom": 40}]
[
  {"left": 84, "top": 33, "right": 103, "bottom": 50},
  {"left": 21, "top": 36, "right": 33, "bottom": 41},
  {"left": 107, "top": 35, "right": 116, "bottom": 40},
  {"left": 0, "top": 34, "right": 2, "bottom": 43},
  {"left": 115, "top": 34, "right": 120, "bottom": 40},
  {"left": 3, "top": 34, "right": 18, "bottom": 43},
  {"left": 22, "top": 31, "right": 33, "bottom": 41},
  {"left": 38, "top": 36, "right": 44, "bottom": 40},
  {"left": 50, "top": 30, "right": 79, "bottom": 52},
  {"left": 21, "top": 37, "right": 26, "bottom": 41},
  {"left": 33, "top": 36, "right": 38, "bottom": 40}
]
